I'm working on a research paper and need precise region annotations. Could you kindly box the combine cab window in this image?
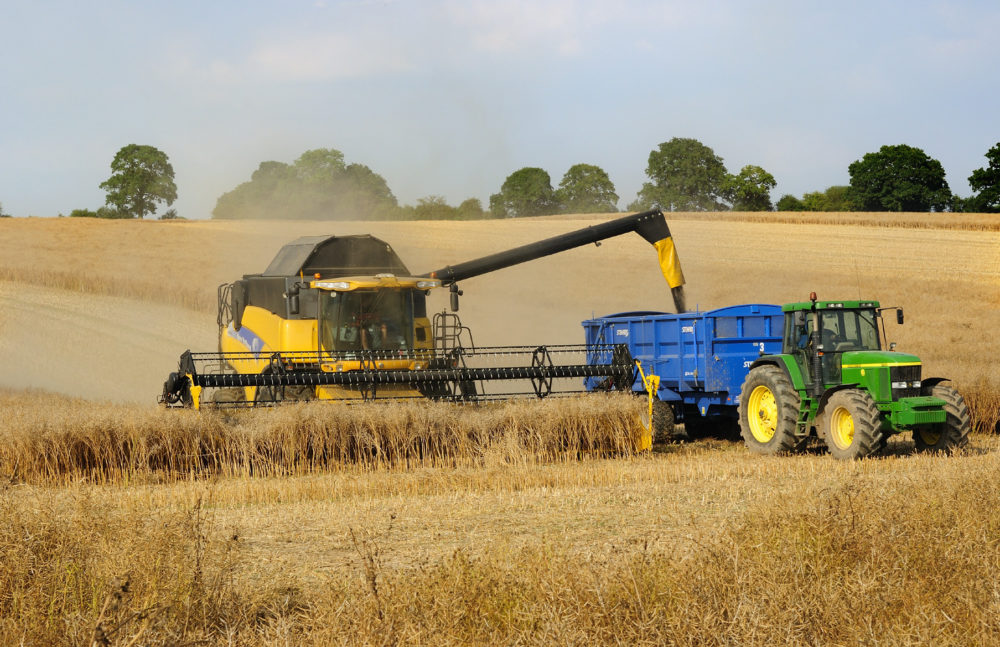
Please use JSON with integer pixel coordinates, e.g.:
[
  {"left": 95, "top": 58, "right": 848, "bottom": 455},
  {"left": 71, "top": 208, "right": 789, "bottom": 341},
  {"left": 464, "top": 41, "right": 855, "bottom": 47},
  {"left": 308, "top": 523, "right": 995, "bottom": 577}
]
[{"left": 319, "top": 290, "right": 414, "bottom": 354}]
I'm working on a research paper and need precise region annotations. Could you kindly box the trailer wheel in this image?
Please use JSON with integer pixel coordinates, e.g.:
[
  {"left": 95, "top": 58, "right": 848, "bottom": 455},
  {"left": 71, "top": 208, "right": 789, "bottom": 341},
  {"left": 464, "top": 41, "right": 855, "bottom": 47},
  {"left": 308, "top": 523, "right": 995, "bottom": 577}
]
[
  {"left": 821, "top": 389, "right": 883, "bottom": 460},
  {"left": 651, "top": 400, "right": 677, "bottom": 443},
  {"left": 914, "top": 384, "right": 970, "bottom": 453},
  {"left": 738, "top": 365, "right": 801, "bottom": 454}
]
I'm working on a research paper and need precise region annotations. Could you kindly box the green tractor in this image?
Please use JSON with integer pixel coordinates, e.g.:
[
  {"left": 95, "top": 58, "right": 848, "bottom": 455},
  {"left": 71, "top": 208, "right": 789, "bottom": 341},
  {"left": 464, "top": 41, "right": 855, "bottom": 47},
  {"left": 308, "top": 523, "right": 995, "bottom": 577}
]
[{"left": 739, "top": 293, "right": 970, "bottom": 459}]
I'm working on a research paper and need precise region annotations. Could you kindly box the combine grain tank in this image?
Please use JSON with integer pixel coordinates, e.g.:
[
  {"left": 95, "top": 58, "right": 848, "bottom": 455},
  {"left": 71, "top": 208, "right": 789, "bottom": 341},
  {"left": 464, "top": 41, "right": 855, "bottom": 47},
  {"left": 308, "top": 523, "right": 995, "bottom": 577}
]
[{"left": 583, "top": 304, "right": 784, "bottom": 438}]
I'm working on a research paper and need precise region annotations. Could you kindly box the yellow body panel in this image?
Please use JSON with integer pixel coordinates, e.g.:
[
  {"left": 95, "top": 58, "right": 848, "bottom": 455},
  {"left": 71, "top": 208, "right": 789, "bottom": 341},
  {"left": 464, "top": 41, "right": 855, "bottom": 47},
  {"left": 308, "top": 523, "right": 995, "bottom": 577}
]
[{"left": 217, "top": 304, "right": 433, "bottom": 404}]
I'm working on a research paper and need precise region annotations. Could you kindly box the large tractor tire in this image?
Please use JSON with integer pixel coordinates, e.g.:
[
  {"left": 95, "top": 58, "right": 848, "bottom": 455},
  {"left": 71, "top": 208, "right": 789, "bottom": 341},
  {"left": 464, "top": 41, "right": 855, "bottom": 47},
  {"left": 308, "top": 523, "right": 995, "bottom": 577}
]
[
  {"left": 821, "top": 389, "right": 883, "bottom": 460},
  {"left": 914, "top": 384, "right": 970, "bottom": 453},
  {"left": 738, "top": 365, "right": 802, "bottom": 455}
]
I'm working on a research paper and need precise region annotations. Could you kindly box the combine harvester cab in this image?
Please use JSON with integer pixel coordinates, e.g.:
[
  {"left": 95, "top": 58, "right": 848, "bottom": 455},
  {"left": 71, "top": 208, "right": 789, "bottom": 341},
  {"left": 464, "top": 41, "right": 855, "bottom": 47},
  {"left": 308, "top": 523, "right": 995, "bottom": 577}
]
[{"left": 583, "top": 305, "right": 784, "bottom": 440}]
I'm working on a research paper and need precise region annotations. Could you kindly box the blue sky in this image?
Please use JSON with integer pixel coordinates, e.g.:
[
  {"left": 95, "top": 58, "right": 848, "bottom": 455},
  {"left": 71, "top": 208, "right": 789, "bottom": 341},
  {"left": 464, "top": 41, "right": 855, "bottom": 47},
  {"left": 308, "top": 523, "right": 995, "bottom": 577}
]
[{"left": 2, "top": 0, "right": 998, "bottom": 218}]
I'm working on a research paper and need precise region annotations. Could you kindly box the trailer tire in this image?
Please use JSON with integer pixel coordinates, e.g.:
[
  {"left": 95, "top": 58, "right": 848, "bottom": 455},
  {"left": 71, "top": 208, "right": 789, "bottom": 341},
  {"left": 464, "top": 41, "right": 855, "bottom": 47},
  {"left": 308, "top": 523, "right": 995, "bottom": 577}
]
[
  {"left": 738, "top": 365, "right": 801, "bottom": 454},
  {"left": 821, "top": 389, "right": 883, "bottom": 460},
  {"left": 914, "top": 384, "right": 970, "bottom": 453},
  {"left": 651, "top": 400, "right": 678, "bottom": 443}
]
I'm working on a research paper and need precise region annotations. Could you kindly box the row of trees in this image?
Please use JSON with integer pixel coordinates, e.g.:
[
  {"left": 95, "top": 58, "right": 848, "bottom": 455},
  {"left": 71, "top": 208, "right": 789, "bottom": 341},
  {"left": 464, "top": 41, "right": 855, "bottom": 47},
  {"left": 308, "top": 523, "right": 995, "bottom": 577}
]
[
  {"left": 779, "top": 143, "right": 1000, "bottom": 213},
  {"left": 47, "top": 139, "right": 1000, "bottom": 221}
]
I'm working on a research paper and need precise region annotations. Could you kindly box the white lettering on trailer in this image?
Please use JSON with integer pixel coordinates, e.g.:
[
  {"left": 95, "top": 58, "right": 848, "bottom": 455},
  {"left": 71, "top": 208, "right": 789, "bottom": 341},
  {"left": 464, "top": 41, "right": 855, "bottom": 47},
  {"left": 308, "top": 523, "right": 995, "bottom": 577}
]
[
  {"left": 682, "top": 326, "right": 694, "bottom": 334},
  {"left": 616, "top": 329, "right": 629, "bottom": 337}
]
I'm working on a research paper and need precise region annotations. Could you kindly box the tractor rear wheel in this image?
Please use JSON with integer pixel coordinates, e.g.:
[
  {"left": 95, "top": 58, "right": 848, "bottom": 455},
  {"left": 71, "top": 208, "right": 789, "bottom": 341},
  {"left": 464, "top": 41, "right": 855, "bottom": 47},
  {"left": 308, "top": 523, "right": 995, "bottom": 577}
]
[
  {"left": 821, "top": 389, "right": 883, "bottom": 460},
  {"left": 914, "top": 384, "right": 970, "bottom": 453},
  {"left": 738, "top": 365, "right": 801, "bottom": 455}
]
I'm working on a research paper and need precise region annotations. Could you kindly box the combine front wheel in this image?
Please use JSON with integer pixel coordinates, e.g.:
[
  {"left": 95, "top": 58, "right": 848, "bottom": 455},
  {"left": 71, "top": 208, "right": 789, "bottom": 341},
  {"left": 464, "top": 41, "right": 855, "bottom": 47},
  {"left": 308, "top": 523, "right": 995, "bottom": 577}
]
[
  {"left": 738, "top": 366, "right": 801, "bottom": 455},
  {"left": 821, "top": 389, "right": 883, "bottom": 460},
  {"left": 914, "top": 384, "right": 970, "bottom": 453}
]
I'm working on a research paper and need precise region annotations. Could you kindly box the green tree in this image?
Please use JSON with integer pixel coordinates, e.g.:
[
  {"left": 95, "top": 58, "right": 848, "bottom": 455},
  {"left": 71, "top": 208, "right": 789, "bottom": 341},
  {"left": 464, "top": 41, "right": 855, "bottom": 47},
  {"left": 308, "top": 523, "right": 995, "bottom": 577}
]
[
  {"left": 555, "top": 163, "right": 619, "bottom": 213},
  {"left": 212, "top": 148, "right": 398, "bottom": 219},
  {"left": 414, "top": 195, "right": 456, "bottom": 219},
  {"left": 847, "top": 144, "right": 951, "bottom": 212},
  {"left": 723, "top": 165, "right": 776, "bottom": 211},
  {"left": 0, "top": 202, "right": 10, "bottom": 218},
  {"left": 99, "top": 144, "right": 177, "bottom": 219},
  {"left": 489, "top": 167, "right": 557, "bottom": 218},
  {"left": 800, "top": 191, "right": 829, "bottom": 211},
  {"left": 636, "top": 138, "right": 728, "bottom": 211},
  {"left": 821, "top": 185, "right": 853, "bottom": 211},
  {"left": 776, "top": 194, "right": 804, "bottom": 211},
  {"left": 968, "top": 142, "right": 1000, "bottom": 212},
  {"left": 456, "top": 198, "right": 486, "bottom": 220}
]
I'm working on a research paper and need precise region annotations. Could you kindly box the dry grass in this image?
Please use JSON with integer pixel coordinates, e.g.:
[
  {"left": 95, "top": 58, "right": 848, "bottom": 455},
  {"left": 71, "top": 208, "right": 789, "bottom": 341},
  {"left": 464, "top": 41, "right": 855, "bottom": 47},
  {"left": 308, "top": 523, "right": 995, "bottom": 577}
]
[
  {"left": 5, "top": 435, "right": 1000, "bottom": 645},
  {"left": 0, "top": 391, "right": 643, "bottom": 484}
]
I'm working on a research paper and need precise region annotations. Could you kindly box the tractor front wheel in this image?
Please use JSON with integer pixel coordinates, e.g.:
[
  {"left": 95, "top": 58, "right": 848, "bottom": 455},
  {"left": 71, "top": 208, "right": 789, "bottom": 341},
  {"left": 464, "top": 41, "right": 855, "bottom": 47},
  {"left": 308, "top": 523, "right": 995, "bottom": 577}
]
[
  {"left": 914, "top": 384, "right": 970, "bottom": 453},
  {"left": 738, "top": 365, "right": 801, "bottom": 455},
  {"left": 821, "top": 389, "right": 883, "bottom": 460}
]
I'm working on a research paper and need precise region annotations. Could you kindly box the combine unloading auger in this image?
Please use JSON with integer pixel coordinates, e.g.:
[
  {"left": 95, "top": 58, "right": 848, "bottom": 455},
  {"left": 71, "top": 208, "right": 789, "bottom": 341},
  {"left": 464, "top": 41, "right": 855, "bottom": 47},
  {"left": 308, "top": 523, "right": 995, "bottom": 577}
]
[
  {"left": 423, "top": 208, "right": 686, "bottom": 314},
  {"left": 160, "top": 209, "right": 684, "bottom": 409}
]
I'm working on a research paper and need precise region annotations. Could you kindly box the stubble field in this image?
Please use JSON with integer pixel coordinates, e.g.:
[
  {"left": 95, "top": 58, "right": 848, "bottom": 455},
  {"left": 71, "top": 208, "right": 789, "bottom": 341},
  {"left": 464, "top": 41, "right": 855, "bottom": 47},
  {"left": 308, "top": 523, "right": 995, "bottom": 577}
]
[{"left": 1, "top": 212, "right": 999, "bottom": 645}]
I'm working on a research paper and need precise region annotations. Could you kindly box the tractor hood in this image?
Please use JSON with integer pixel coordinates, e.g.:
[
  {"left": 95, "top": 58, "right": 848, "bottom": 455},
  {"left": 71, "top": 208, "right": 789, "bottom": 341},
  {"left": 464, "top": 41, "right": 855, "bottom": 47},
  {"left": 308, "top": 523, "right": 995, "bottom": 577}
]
[
  {"left": 839, "top": 350, "right": 921, "bottom": 370},
  {"left": 839, "top": 350, "right": 924, "bottom": 402}
]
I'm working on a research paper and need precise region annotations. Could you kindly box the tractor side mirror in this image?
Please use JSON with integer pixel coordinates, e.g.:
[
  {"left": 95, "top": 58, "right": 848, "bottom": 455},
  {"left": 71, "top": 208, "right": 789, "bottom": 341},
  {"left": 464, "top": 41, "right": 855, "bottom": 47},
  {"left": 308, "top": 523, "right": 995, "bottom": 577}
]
[
  {"left": 793, "top": 311, "right": 806, "bottom": 326},
  {"left": 896, "top": 309, "right": 904, "bottom": 325},
  {"left": 450, "top": 284, "right": 463, "bottom": 312}
]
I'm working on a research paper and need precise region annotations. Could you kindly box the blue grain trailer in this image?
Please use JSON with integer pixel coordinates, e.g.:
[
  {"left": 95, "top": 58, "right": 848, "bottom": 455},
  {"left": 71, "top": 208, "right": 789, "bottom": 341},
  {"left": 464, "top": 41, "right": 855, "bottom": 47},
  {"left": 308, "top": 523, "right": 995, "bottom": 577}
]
[{"left": 583, "top": 304, "right": 783, "bottom": 438}]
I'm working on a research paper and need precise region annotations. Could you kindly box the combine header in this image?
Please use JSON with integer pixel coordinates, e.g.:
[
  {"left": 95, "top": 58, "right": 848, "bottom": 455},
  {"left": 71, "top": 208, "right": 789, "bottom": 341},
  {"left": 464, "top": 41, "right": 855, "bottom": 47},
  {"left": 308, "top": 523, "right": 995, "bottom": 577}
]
[{"left": 161, "top": 210, "right": 684, "bottom": 409}]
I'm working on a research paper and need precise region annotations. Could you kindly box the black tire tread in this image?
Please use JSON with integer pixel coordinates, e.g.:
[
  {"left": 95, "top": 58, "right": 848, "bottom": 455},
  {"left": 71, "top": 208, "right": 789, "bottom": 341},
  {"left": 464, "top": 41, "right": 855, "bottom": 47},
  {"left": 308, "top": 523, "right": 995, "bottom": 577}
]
[
  {"left": 822, "top": 388, "right": 883, "bottom": 460},
  {"left": 738, "top": 365, "right": 801, "bottom": 455},
  {"left": 915, "top": 384, "right": 970, "bottom": 453}
]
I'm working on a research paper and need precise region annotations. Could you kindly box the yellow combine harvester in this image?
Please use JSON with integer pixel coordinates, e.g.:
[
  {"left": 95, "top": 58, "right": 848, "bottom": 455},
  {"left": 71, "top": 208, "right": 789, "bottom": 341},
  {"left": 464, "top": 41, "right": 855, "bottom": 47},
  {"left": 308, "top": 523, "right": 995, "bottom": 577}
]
[{"left": 161, "top": 209, "right": 685, "bottom": 409}]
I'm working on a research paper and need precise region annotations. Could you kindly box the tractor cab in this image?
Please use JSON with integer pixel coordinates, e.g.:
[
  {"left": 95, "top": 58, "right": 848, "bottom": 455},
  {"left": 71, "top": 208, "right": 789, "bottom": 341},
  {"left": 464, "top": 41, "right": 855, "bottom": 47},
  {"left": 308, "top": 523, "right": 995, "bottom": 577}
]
[{"left": 782, "top": 299, "right": 890, "bottom": 387}]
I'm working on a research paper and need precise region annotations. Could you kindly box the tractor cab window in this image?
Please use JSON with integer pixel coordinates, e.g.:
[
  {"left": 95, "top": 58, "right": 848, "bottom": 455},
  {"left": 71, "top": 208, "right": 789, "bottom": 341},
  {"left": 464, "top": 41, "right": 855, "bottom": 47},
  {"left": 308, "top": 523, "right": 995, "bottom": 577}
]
[
  {"left": 819, "top": 309, "right": 880, "bottom": 352},
  {"left": 785, "top": 309, "right": 880, "bottom": 354},
  {"left": 319, "top": 289, "right": 414, "bottom": 354}
]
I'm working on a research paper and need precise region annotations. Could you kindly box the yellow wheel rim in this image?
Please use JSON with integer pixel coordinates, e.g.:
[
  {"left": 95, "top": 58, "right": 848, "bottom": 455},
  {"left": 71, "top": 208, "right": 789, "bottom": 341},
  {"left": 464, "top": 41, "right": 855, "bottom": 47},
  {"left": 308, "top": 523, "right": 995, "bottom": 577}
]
[
  {"left": 829, "top": 406, "right": 855, "bottom": 450},
  {"left": 748, "top": 385, "right": 778, "bottom": 443},
  {"left": 917, "top": 428, "right": 942, "bottom": 446}
]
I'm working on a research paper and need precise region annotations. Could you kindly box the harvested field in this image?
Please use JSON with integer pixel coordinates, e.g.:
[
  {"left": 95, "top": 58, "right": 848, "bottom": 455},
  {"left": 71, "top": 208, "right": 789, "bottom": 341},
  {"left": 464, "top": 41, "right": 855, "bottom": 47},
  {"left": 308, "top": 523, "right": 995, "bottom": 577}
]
[{"left": 1, "top": 212, "right": 999, "bottom": 645}]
